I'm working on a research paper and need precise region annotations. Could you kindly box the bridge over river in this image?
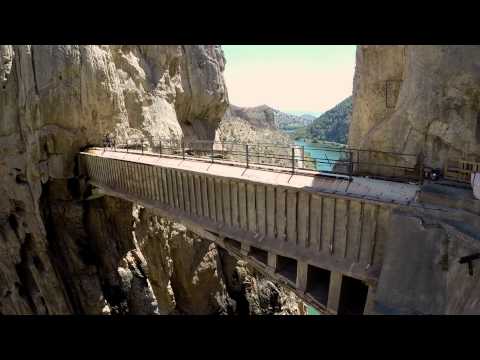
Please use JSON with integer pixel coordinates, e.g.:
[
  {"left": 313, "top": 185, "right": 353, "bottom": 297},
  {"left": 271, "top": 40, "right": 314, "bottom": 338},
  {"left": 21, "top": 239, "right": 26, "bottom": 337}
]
[{"left": 78, "top": 140, "right": 480, "bottom": 314}]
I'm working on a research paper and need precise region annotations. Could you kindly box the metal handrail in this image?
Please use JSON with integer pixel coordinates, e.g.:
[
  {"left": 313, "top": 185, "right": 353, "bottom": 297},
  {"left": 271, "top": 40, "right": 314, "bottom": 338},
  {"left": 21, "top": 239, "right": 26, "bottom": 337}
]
[{"left": 101, "top": 135, "right": 424, "bottom": 183}]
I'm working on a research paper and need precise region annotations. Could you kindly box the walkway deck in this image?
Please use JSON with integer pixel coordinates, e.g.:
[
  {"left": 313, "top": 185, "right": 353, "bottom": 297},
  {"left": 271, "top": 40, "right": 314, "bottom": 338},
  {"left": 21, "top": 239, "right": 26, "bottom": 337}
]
[{"left": 87, "top": 148, "right": 419, "bottom": 206}]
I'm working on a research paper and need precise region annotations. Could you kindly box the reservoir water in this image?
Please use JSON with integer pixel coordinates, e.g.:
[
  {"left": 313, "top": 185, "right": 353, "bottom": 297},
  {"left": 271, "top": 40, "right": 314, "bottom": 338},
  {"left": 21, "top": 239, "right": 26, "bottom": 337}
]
[
  {"left": 307, "top": 306, "right": 321, "bottom": 315},
  {"left": 294, "top": 139, "right": 344, "bottom": 172}
]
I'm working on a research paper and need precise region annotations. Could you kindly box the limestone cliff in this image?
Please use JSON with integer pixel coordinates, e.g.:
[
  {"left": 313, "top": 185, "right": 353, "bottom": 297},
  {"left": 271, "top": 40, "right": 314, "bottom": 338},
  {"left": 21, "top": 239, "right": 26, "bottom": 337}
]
[
  {"left": 0, "top": 45, "right": 231, "bottom": 314},
  {"left": 348, "top": 45, "right": 480, "bottom": 314},
  {"left": 0, "top": 45, "right": 303, "bottom": 315},
  {"left": 349, "top": 45, "right": 480, "bottom": 169}
]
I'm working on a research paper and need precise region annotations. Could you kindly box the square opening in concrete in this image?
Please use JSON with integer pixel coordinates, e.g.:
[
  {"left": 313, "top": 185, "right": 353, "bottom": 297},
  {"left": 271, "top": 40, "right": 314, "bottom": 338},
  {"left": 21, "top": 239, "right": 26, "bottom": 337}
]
[
  {"left": 224, "top": 237, "right": 241, "bottom": 251},
  {"left": 337, "top": 275, "right": 369, "bottom": 315},
  {"left": 249, "top": 246, "right": 268, "bottom": 265},
  {"left": 276, "top": 255, "right": 297, "bottom": 284},
  {"left": 306, "top": 265, "right": 331, "bottom": 306}
]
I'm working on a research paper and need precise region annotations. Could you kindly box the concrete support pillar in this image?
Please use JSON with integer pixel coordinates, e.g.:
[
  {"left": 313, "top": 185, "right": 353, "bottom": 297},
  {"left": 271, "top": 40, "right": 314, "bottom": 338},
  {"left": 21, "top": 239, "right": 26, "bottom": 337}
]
[
  {"left": 215, "top": 236, "right": 226, "bottom": 248},
  {"left": 327, "top": 271, "right": 343, "bottom": 313},
  {"left": 363, "top": 286, "right": 377, "bottom": 315},
  {"left": 267, "top": 252, "right": 277, "bottom": 272},
  {"left": 296, "top": 261, "right": 308, "bottom": 293},
  {"left": 240, "top": 243, "right": 250, "bottom": 257}
]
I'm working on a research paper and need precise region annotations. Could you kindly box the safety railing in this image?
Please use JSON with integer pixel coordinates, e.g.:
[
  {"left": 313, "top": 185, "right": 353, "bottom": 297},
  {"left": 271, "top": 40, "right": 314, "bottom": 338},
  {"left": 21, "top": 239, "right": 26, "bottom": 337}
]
[
  {"left": 100, "top": 135, "right": 424, "bottom": 183},
  {"left": 444, "top": 159, "right": 480, "bottom": 183}
]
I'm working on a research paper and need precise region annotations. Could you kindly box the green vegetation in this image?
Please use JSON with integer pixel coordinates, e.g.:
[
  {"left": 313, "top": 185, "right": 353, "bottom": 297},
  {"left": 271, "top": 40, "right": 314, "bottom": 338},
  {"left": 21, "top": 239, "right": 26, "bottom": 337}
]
[
  {"left": 293, "top": 96, "right": 352, "bottom": 144},
  {"left": 307, "top": 306, "right": 321, "bottom": 315},
  {"left": 281, "top": 123, "right": 306, "bottom": 131}
]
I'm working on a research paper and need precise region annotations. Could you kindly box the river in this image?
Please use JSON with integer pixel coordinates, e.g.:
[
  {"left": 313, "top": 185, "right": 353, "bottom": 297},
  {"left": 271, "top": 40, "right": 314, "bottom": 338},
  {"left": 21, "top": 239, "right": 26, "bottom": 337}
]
[
  {"left": 307, "top": 306, "right": 321, "bottom": 315},
  {"left": 294, "top": 139, "right": 345, "bottom": 172}
]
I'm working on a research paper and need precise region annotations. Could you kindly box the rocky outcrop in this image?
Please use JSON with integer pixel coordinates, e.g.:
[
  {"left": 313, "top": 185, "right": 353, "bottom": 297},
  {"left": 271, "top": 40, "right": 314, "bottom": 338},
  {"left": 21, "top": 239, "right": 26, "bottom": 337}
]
[
  {"left": 349, "top": 45, "right": 480, "bottom": 170},
  {"left": 219, "top": 252, "right": 304, "bottom": 315},
  {"left": 348, "top": 45, "right": 480, "bottom": 314},
  {"left": 0, "top": 45, "right": 228, "bottom": 314},
  {"left": 216, "top": 104, "right": 292, "bottom": 145},
  {"left": 134, "top": 209, "right": 234, "bottom": 315}
]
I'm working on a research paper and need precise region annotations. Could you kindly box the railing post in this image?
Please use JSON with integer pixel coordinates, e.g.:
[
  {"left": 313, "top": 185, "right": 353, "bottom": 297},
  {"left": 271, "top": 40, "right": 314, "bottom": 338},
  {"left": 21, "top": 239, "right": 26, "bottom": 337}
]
[
  {"left": 142, "top": 137, "right": 144, "bottom": 154},
  {"left": 159, "top": 140, "right": 162, "bottom": 156},
  {"left": 211, "top": 143, "right": 214, "bottom": 163},
  {"left": 182, "top": 140, "right": 185, "bottom": 160},
  {"left": 418, "top": 152, "right": 425, "bottom": 185},
  {"left": 356, "top": 150, "right": 360, "bottom": 174},
  {"left": 291, "top": 147, "right": 295, "bottom": 173},
  {"left": 246, "top": 144, "right": 249, "bottom": 168},
  {"left": 348, "top": 150, "right": 353, "bottom": 179},
  {"left": 301, "top": 145, "right": 305, "bottom": 168},
  {"left": 127, "top": 140, "right": 129, "bottom": 153}
]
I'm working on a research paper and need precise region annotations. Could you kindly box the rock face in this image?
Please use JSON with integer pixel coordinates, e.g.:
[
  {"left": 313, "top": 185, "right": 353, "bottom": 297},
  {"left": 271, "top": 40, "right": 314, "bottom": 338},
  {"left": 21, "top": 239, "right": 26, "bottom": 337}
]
[
  {"left": 349, "top": 45, "right": 480, "bottom": 169},
  {"left": 348, "top": 45, "right": 480, "bottom": 314},
  {"left": 219, "top": 250, "right": 304, "bottom": 315},
  {"left": 0, "top": 45, "right": 228, "bottom": 314},
  {"left": 0, "top": 45, "right": 302, "bottom": 315},
  {"left": 133, "top": 209, "right": 234, "bottom": 314}
]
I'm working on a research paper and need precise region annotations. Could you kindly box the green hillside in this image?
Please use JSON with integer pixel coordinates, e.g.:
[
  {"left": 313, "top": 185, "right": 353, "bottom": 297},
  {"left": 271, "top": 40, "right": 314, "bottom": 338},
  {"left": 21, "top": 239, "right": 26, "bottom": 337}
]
[{"left": 293, "top": 96, "right": 352, "bottom": 144}]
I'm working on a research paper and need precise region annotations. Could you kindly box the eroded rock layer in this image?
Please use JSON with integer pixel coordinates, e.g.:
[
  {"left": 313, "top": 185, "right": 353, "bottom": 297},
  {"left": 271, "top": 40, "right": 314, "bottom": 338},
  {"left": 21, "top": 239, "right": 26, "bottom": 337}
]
[{"left": 349, "top": 45, "right": 480, "bottom": 169}]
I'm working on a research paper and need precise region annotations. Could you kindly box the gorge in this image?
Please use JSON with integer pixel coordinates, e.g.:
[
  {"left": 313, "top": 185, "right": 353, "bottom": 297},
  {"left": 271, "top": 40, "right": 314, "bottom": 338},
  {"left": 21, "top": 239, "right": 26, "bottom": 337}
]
[{"left": 1, "top": 45, "right": 480, "bottom": 315}]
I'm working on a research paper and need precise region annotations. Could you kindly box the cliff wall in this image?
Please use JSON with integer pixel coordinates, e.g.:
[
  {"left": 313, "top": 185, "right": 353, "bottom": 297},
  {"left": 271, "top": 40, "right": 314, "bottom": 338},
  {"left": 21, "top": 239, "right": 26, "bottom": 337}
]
[
  {"left": 0, "top": 45, "right": 301, "bottom": 315},
  {"left": 349, "top": 45, "right": 480, "bottom": 169}
]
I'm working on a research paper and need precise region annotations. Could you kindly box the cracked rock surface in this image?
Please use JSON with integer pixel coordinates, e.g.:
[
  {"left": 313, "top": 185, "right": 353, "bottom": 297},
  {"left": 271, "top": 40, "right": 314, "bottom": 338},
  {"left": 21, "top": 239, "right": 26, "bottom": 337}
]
[
  {"left": 0, "top": 45, "right": 302, "bottom": 315},
  {"left": 349, "top": 45, "right": 480, "bottom": 170}
]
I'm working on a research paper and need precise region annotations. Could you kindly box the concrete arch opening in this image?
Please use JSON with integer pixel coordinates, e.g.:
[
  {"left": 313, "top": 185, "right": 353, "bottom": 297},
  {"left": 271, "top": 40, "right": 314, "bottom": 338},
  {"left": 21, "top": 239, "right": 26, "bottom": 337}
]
[
  {"left": 276, "top": 255, "right": 298, "bottom": 284},
  {"left": 337, "top": 275, "right": 369, "bottom": 315},
  {"left": 306, "top": 265, "right": 331, "bottom": 307}
]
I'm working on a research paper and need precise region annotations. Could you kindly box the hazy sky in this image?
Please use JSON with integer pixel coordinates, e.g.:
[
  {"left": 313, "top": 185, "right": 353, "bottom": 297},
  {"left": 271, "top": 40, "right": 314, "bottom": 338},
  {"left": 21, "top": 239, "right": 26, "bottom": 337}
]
[{"left": 222, "top": 45, "right": 357, "bottom": 115}]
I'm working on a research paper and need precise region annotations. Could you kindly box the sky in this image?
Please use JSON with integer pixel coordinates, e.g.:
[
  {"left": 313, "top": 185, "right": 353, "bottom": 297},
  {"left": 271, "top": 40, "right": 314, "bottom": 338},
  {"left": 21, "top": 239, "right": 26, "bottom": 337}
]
[{"left": 222, "top": 45, "right": 357, "bottom": 115}]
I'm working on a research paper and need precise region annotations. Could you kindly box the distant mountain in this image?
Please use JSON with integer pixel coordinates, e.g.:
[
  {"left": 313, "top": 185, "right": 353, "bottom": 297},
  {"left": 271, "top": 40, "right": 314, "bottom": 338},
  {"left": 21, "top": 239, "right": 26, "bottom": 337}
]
[
  {"left": 293, "top": 96, "right": 352, "bottom": 144},
  {"left": 270, "top": 109, "right": 315, "bottom": 131},
  {"left": 216, "top": 104, "right": 292, "bottom": 145},
  {"left": 227, "top": 104, "right": 277, "bottom": 129},
  {"left": 284, "top": 110, "right": 323, "bottom": 118},
  {"left": 299, "top": 114, "right": 316, "bottom": 122},
  {"left": 223, "top": 104, "right": 315, "bottom": 132}
]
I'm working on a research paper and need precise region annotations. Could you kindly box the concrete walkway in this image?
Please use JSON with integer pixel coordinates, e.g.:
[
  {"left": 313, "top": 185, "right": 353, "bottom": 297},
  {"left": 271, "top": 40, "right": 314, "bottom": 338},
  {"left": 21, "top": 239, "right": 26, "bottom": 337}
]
[{"left": 87, "top": 148, "right": 420, "bottom": 206}]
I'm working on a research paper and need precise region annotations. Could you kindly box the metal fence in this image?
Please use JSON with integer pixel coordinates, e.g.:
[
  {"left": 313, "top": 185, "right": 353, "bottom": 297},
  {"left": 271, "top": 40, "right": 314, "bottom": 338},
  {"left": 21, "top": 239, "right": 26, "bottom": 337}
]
[
  {"left": 101, "top": 135, "right": 423, "bottom": 183},
  {"left": 444, "top": 159, "right": 480, "bottom": 183}
]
